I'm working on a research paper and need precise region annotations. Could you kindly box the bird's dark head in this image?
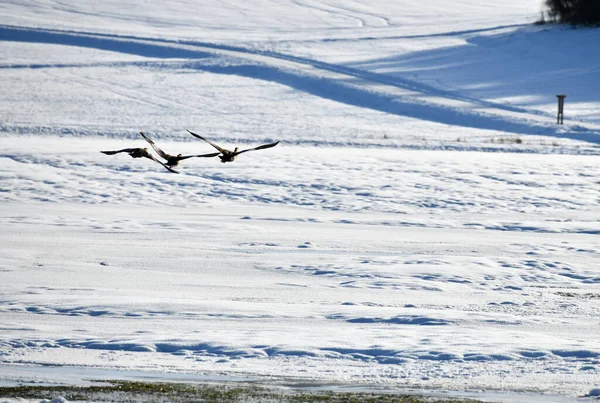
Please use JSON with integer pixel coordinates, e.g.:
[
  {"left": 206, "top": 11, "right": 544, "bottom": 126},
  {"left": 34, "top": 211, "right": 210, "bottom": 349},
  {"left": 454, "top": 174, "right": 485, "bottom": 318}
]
[
  {"left": 234, "top": 147, "right": 239, "bottom": 153},
  {"left": 177, "top": 153, "right": 183, "bottom": 158}
]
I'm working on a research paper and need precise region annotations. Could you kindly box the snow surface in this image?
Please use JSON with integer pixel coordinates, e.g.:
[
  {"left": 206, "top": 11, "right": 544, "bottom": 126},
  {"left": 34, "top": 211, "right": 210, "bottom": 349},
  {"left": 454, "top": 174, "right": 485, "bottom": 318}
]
[{"left": 1, "top": 0, "right": 600, "bottom": 400}]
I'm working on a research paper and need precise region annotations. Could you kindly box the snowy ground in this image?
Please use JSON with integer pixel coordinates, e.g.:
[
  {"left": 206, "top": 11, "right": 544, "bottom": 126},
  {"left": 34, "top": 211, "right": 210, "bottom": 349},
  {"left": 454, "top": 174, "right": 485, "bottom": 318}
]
[{"left": 1, "top": 1, "right": 600, "bottom": 401}]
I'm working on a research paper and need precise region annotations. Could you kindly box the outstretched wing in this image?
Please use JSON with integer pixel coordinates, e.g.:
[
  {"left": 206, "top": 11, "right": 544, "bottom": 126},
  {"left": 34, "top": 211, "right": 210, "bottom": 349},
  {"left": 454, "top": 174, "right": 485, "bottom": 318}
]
[
  {"left": 234, "top": 141, "right": 280, "bottom": 156},
  {"left": 187, "top": 130, "right": 226, "bottom": 153},
  {"left": 143, "top": 154, "right": 179, "bottom": 174},
  {"left": 140, "top": 132, "right": 170, "bottom": 160},
  {"left": 101, "top": 148, "right": 136, "bottom": 155},
  {"left": 176, "top": 152, "right": 220, "bottom": 161}
]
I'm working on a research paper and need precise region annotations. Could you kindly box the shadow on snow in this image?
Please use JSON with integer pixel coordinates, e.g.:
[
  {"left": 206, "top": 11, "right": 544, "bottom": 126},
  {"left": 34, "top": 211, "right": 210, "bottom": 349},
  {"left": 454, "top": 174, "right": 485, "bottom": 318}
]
[{"left": 1, "top": 24, "right": 598, "bottom": 144}]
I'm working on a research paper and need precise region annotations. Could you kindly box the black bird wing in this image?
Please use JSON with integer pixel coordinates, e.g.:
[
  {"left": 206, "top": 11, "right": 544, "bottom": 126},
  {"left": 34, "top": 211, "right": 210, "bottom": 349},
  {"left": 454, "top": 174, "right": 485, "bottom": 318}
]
[
  {"left": 140, "top": 132, "right": 170, "bottom": 160},
  {"left": 101, "top": 148, "right": 136, "bottom": 155},
  {"left": 233, "top": 141, "right": 280, "bottom": 156},
  {"left": 143, "top": 154, "right": 180, "bottom": 174},
  {"left": 187, "top": 130, "right": 227, "bottom": 154},
  {"left": 176, "top": 152, "right": 220, "bottom": 161}
]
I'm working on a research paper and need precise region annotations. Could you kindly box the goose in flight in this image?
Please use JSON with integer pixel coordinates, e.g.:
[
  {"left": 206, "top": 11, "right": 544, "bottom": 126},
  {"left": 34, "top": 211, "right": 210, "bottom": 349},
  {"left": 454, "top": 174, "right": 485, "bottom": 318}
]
[
  {"left": 100, "top": 147, "right": 179, "bottom": 174},
  {"left": 187, "top": 130, "right": 279, "bottom": 163},
  {"left": 140, "top": 132, "right": 219, "bottom": 167}
]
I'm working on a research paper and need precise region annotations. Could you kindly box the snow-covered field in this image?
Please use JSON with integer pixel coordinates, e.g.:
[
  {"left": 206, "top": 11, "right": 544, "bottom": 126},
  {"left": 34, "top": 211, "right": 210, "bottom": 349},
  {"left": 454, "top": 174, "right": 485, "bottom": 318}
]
[{"left": 1, "top": 0, "right": 600, "bottom": 400}]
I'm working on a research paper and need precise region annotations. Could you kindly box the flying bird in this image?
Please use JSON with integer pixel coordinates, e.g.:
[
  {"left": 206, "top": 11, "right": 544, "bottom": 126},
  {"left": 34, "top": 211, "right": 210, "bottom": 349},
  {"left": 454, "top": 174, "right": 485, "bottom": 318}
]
[
  {"left": 187, "top": 130, "right": 279, "bottom": 163},
  {"left": 140, "top": 132, "right": 219, "bottom": 167},
  {"left": 100, "top": 147, "right": 179, "bottom": 174}
]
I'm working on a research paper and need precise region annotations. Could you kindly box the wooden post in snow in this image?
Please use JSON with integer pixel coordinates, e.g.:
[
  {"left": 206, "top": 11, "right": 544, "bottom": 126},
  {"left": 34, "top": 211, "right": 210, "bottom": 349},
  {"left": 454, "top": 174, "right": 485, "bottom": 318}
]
[{"left": 556, "top": 94, "right": 566, "bottom": 124}]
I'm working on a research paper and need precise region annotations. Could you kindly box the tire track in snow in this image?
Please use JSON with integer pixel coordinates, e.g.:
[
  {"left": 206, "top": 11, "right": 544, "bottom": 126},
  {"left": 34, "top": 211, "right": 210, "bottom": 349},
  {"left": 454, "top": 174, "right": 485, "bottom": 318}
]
[
  {"left": 316, "top": 0, "right": 390, "bottom": 27},
  {"left": 292, "top": 0, "right": 390, "bottom": 28},
  {"left": 316, "top": 24, "right": 528, "bottom": 44}
]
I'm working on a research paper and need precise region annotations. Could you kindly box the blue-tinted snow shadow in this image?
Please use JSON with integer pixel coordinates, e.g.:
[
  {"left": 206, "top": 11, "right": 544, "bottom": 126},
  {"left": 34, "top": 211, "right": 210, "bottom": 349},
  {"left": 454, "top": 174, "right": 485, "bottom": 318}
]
[
  {"left": 1, "top": 24, "right": 598, "bottom": 143},
  {"left": 181, "top": 60, "right": 599, "bottom": 142},
  {"left": 10, "top": 337, "right": 600, "bottom": 368},
  {"left": 349, "top": 26, "right": 600, "bottom": 124},
  {"left": 345, "top": 315, "right": 451, "bottom": 326},
  {"left": 0, "top": 25, "right": 210, "bottom": 59}
]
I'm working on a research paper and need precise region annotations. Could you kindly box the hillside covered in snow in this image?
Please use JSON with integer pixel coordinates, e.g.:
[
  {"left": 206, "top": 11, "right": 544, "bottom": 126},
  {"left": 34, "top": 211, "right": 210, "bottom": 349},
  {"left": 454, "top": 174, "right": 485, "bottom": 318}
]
[{"left": 1, "top": 1, "right": 599, "bottom": 401}]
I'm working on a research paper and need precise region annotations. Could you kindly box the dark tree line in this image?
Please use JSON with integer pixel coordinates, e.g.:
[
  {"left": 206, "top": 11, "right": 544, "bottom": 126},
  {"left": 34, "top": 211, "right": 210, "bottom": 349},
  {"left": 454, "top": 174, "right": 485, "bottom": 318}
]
[{"left": 545, "top": 0, "right": 600, "bottom": 26}]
